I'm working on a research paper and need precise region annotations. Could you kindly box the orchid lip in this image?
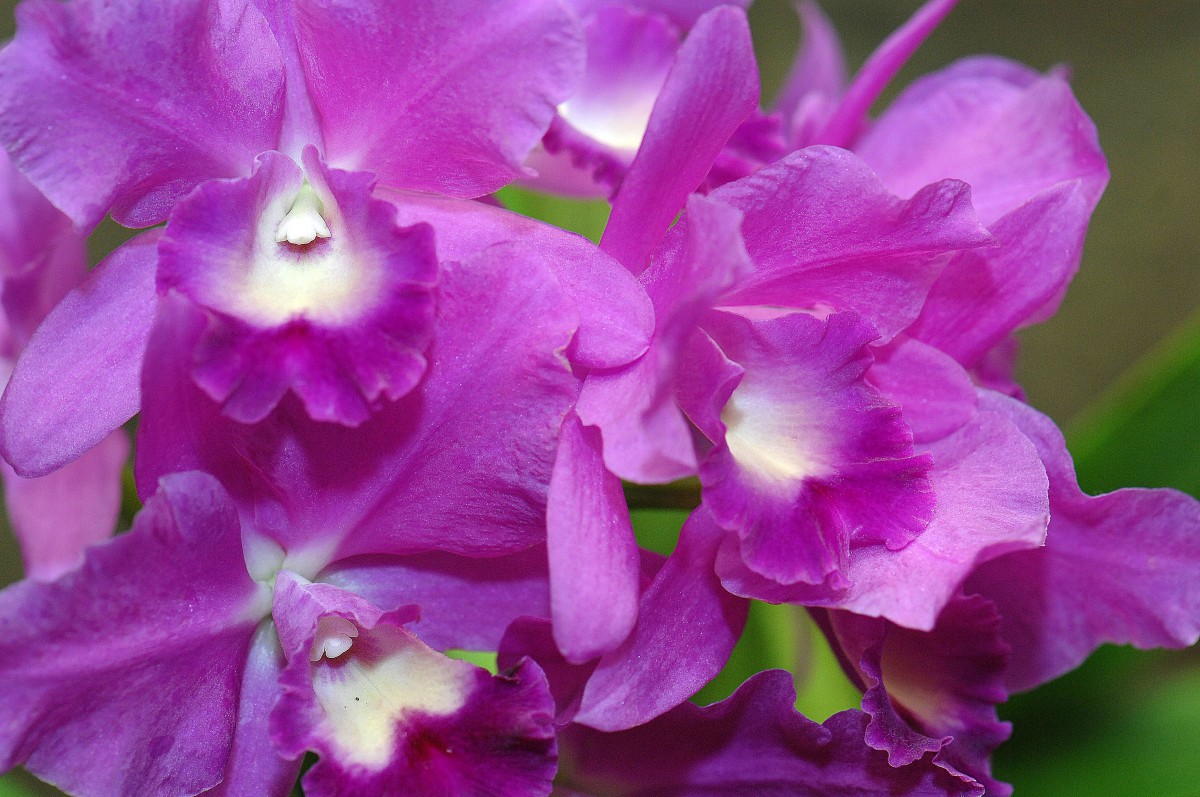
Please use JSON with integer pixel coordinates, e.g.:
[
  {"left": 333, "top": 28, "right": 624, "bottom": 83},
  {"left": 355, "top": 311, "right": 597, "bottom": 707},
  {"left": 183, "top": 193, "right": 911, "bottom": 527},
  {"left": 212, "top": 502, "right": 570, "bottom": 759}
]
[{"left": 722, "top": 389, "right": 828, "bottom": 485}]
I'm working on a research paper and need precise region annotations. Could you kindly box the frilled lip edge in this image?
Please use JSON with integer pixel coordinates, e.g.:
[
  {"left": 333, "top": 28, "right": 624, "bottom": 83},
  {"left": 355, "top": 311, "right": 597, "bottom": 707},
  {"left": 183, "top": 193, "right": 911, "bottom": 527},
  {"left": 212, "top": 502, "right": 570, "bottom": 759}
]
[{"left": 156, "top": 148, "right": 439, "bottom": 426}]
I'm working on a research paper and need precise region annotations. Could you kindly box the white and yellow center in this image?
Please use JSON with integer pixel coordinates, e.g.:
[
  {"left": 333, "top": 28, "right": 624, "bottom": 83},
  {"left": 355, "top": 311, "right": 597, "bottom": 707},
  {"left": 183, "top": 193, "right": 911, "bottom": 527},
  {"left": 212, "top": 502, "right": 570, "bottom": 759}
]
[
  {"left": 311, "top": 623, "right": 472, "bottom": 770},
  {"left": 722, "top": 377, "right": 832, "bottom": 488},
  {"left": 215, "top": 180, "right": 382, "bottom": 328}
]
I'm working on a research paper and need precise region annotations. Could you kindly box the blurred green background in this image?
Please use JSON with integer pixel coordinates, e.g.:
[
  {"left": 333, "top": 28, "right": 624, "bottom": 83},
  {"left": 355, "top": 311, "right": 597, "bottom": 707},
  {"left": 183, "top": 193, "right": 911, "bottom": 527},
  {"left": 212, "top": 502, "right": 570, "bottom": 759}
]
[{"left": 1, "top": 1, "right": 1198, "bottom": 795}]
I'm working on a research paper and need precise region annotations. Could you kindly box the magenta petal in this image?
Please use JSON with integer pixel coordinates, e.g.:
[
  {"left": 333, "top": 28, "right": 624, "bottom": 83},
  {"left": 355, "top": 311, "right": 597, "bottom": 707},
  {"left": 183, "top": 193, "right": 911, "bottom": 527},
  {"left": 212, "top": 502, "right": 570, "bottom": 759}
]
[
  {"left": 2, "top": 429, "right": 128, "bottom": 582},
  {"left": 300, "top": 657, "right": 558, "bottom": 797},
  {"left": 324, "top": 242, "right": 575, "bottom": 559},
  {"left": 296, "top": 0, "right": 583, "bottom": 198},
  {"left": 602, "top": 5, "right": 759, "bottom": 273},
  {"left": 496, "top": 551, "right": 666, "bottom": 720},
  {"left": 966, "top": 392, "right": 1200, "bottom": 692},
  {"left": 868, "top": 337, "right": 978, "bottom": 446},
  {"left": 568, "top": 0, "right": 750, "bottom": 29},
  {"left": 576, "top": 350, "right": 699, "bottom": 483},
  {"left": 875, "top": 600, "right": 1012, "bottom": 795},
  {"left": 159, "top": 150, "right": 438, "bottom": 425},
  {"left": 857, "top": 57, "right": 1107, "bottom": 226},
  {"left": 0, "top": 227, "right": 88, "bottom": 354},
  {"left": 0, "top": 471, "right": 265, "bottom": 796},
  {"left": 0, "top": 151, "right": 88, "bottom": 330},
  {"left": 320, "top": 548, "right": 551, "bottom": 653},
  {"left": 0, "top": 232, "right": 159, "bottom": 477},
  {"left": 971, "top": 337, "right": 1024, "bottom": 399},
  {"left": 701, "top": 310, "right": 934, "bottom": 588},
  {"left": 561, "top": 670, "right": 978, "bottom": 796},
  {"left": 206, "top": 624, "right": 300, "bottom": 797},
  {"left": 815, "top": 0, "right": 959, "bottom": 148},
  {"left": 573, "top": 509, "right": 749, "bottom": 731},
  {"left": 547, "top": 412, "right": 641, "bottom": 663},
  {"left": 576, "top": 194, "right": 751, "bottom": 483},
  {"left": 0, "top": 0, "right": 283, "bottom": 228},
  {"left": 524, "top": 120, "right": 631, "bottom": 198},
  {"left": 497, "top": 618, "right": 597, "bottom": 722},
  {"left": 711, "top": 147, "right": 991, "bottom": 340},
  {"left": 247, "top": 0, "right": 324, "bottom": 158},
  {"left": 908, "top": 181, "right": 1098, "bottom": 371},
  {"left": 386, "top": 191, "right": 652, "bottom": 369},
  {"left": 674, "top": 326, "right": 743, "bottom": 448},
  {"left": 270, "top": 581, "right": 557, "bottom": 797}
]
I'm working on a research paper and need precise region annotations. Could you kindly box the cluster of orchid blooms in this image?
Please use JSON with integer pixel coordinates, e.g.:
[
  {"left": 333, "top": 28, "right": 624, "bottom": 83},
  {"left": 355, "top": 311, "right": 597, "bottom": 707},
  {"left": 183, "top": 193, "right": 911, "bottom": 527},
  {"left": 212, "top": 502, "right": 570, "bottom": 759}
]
[{"left": 0, "top": 0, "right": 1197, "bottom": 795}]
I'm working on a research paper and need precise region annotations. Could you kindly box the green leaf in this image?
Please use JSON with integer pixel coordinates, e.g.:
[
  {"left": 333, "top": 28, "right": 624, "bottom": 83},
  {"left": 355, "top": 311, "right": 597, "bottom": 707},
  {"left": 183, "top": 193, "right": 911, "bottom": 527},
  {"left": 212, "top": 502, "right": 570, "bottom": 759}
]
[
  {"left": 1067, "top": 309, "right": 1200, "bottom": 496},
  {"left": 996, "top": 646, "right": 1200, "bottom": 797},
  {"left": 691, "top": 602, "right": 860, "bottom": 721},
  {"left": 629, "top": 507, "right": 689, "bottom": 556},
  {"left": 0, "top": 770, "right": 53, "bottom": 796},
  {"left": 495, "top": 185, "right": 610, "bottom": 243},
  {"left": 630, "top": 508, "right": 860, "bottom": 719},
  {"left": 444, "top": 649, "right": 499, "bottom": 674}
]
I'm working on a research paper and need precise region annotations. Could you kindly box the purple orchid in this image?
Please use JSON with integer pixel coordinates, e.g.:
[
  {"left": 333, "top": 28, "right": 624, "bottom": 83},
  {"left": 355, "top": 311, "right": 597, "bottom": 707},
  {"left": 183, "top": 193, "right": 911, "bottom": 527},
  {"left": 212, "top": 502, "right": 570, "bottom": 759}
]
[
  {"left": 0, "top": 470, "right": 560, "bottom": 796},
  {"left": 0, "top": 1, "right": 1196, "bottom": 794},
  {"left": 812, "top": 597, "right": 1014, "bottom": 796},
  {"left": 553, "top": 672, "right": 980, "bottom": 797},
  {"left": 544, "top": 7, "right": 1200, "bottom": 764},
  {"left": 0, "top": 220, "right": 590, "bottom": 793},
  {"left": 785, "top": 0, "right": 1200, "bottom": 717},
  {"left": 0, "top": 0, "right": 649, "bottom": 474},
  {"left": 135, "top": 238, "right": 580, "bottom": 562},
  {"left": 0, "top": 150, "right": 127, "bottom": 581},
  {"left": 811, "top": 402, "right": 1200, "bottom": 796},
  {"left": 0, "top": 470, "right": 980, "bottom": 797},
  {"left": 552, "top": 134, "right": 1050, "bottom": 664},
  {"left": 755, "top": 12, "right": 1200, "bottom": 775}
]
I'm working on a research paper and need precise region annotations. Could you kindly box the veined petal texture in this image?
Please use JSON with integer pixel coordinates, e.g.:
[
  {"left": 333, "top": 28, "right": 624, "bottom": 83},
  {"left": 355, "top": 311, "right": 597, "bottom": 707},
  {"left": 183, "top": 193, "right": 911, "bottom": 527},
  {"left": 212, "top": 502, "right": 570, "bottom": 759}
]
[
  {"left": 700, "top": 309, "right": 934, "bottom": 589},
  {"left": 295, "top": 0, "right": 584, "bottom": 197},
  {"left": 710, "top": 146, "right": 992, "bottom": 341},
  {"left": 0, "top": 0, "right": 285, "bottom": 227},
  {"left": 0, "top": 472, "right": 265, "bottom": 796},
  {"left": 602, "top": 4, "right": 759, "bottom": 273},
  {"left": 560, "top": 670, "right": 980, "bottom": 796},
  {"left": 566, "top": 0, "right": 750, "bottom": 29},
  {"left": 0, "top": 232, "right": 159, "bottom": 477},
  {"left": 967, "top": 392, "right": 1200, "bottom": 692},
  {"left": 386, "top": 190, "right": 652, "bottom": 370}
]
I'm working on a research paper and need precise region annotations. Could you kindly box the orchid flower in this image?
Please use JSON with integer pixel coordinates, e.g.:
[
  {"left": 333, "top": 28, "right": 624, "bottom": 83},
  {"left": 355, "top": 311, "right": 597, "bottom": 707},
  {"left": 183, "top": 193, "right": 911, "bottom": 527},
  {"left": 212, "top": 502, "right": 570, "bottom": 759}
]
[
  {"left": 547, "top": 0, "right": 1199, "bottom": 702},
  {"left": 0, "top": 0, "right": 649, "bottom": 477},
  {"left": 0, "top": 470, "right": 562, "bottom": 797}
]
